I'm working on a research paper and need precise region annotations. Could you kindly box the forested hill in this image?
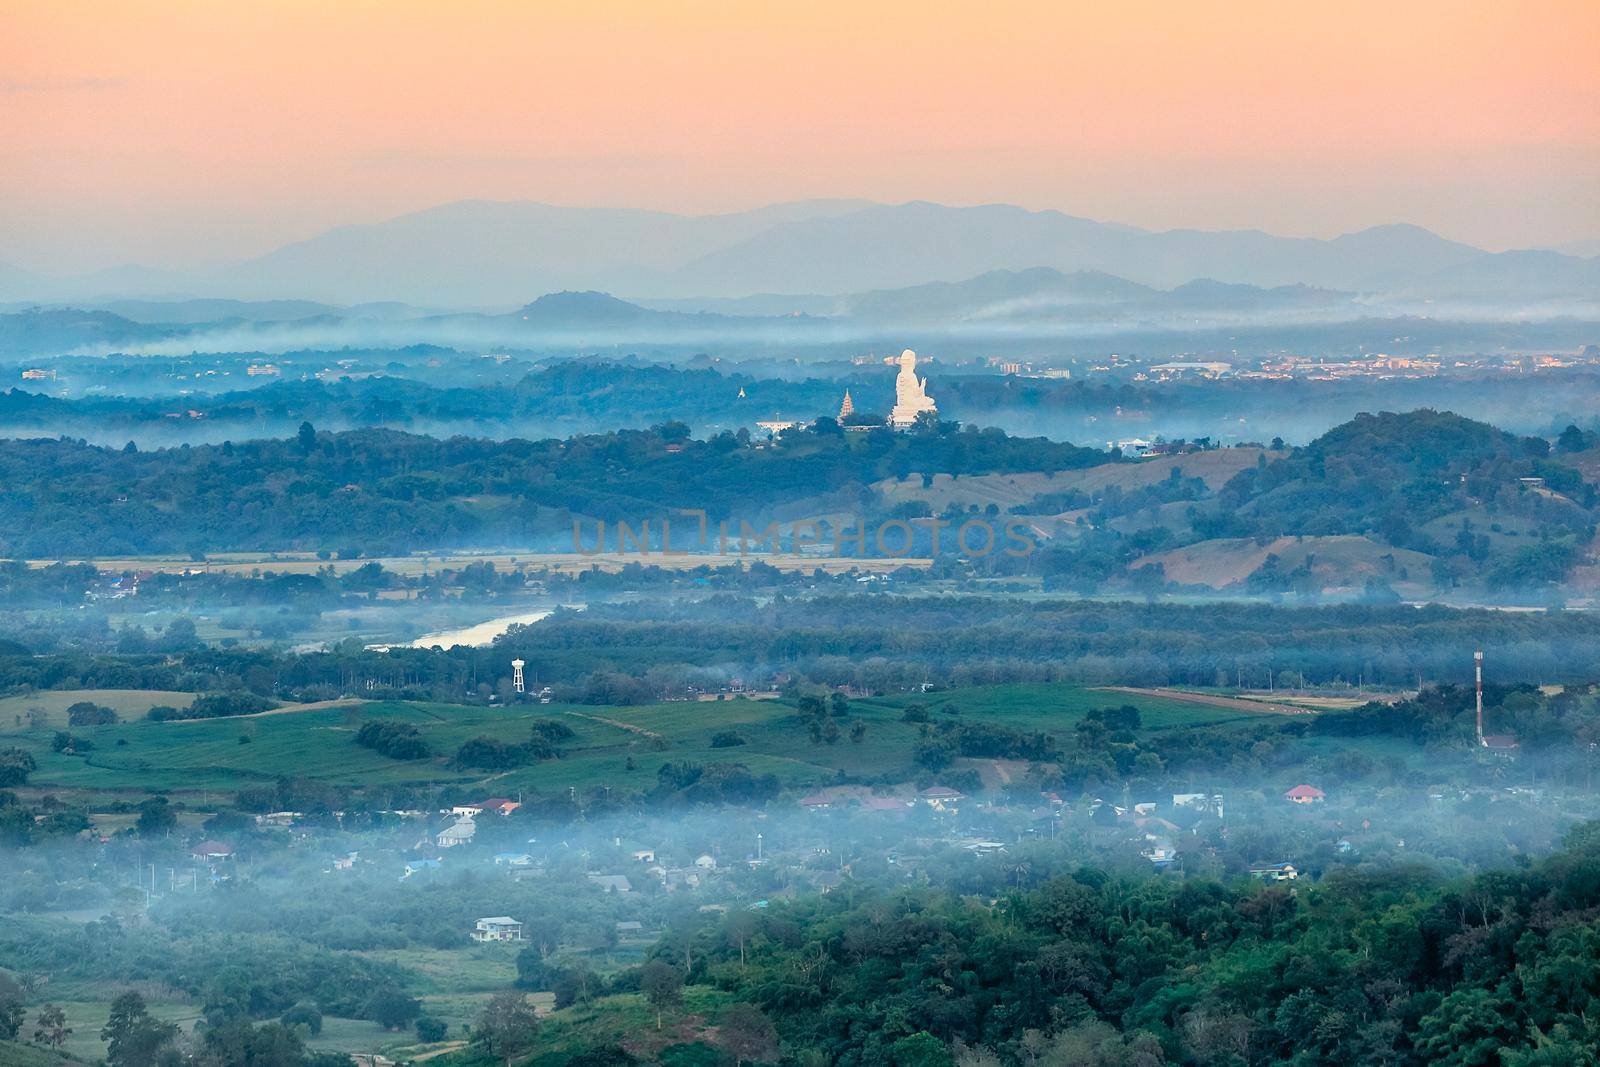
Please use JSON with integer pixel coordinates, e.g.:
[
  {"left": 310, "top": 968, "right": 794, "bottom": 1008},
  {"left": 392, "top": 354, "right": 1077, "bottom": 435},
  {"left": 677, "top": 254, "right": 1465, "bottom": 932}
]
[
  {"left": 657, "top": 820, "right": 1600, "bottom": 1065},
  {"left": 0, "top": 420, "right": 1111, "bottom": 556},
  {"left": 1213, "top": 409, "right": 1595, "bottom": 549}
]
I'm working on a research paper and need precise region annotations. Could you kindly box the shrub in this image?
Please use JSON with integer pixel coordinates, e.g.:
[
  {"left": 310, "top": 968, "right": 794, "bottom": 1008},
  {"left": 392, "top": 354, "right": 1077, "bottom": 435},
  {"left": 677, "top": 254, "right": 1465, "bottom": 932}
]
[
  {"left": 355, "top": 721, "right": 431, "bottom": 760},
  {"left": 66, "top": 701, "right": 118, "bottom": 727}
]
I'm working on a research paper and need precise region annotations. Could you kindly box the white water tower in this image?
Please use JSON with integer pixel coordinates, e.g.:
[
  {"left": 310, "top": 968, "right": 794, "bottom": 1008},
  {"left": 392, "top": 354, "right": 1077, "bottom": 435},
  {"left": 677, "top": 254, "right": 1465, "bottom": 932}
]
[{"left": 511, "top": 659, "right": 525, "bottom": 695}]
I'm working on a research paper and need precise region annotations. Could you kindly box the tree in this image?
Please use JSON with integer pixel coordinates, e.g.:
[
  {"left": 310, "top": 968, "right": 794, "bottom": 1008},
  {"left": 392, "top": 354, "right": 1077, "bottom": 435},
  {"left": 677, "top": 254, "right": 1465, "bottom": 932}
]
[
  {"left": 0, "top": 971, "right": 24, "bottom": 1040},
  {"left": 719, "top": 1003, "right": 779, "bottom": 1065},
  {"left": 640, "top": 961, "right": 684, "bottom": 1030},
  {"left": 195, "top": 1019, "right": 305, "bottom": 1067},
  {"left": 103, "top": 991, "right": 180, "bottom": 1067},
  {"left": 566, "top": 1049, "right": 640, "bottom": 1067},
  {"left": 415, "top": 1016, "right": 448, "bottom": 1043},
  {"left": 890, "top": 1032, "right": 954, "bottom": 1067},
  {"left": 0, "top": 747, "right": 36, "bottom": 787},
  {"left": 33, "top": 1004, "right": 70, "bottom": 1048},
  {"left": 474, "top": 991, "right": 541, "bottom": 1067},
  {"left": 365, "top": 987, "right": 421, "bottom": 1030},
  {"left": 280, "top": 1002, "right": 323, "bottom": 1035},
  {"left": 1557, "top": 424, "right": 1590, "bottom": 454},
  {"left": 135, "top": 796, "right": 176, "bottom": 837},
  {"left": 297, "top": 421, "right": 317, "bottom": 453}
]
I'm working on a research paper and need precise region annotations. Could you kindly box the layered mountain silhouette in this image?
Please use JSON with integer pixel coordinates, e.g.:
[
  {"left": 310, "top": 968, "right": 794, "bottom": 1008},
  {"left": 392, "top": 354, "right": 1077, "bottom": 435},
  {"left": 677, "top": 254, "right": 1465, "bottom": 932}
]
[{"left": 4, "top": 200, "right": 1595, "bottom": 308}]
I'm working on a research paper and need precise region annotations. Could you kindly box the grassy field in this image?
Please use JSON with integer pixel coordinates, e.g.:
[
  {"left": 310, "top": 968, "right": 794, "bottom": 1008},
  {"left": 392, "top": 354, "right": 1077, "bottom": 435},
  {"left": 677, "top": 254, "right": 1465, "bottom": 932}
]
[
  {"left": 0, "top": 1041, "right": 84, "bottom": 1067},
  {"left": 871, "top": 449, "right": 1277, "bottom": 512},
  {"left": 29, "top": 998, "right": 203, "bottom": 1064},
  {"left": 0, "top": 690, "right": 195, "bottom": 736},
  {"left": 9, "top": 683, "right": 1258, "bottom": 804}
]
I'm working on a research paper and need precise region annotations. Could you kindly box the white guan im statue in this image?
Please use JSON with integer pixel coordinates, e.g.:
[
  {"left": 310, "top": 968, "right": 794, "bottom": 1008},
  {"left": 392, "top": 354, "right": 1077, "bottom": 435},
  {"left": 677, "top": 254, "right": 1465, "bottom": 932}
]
[{"left": 889, "top": 349, "right": 937, "bottom": 428}]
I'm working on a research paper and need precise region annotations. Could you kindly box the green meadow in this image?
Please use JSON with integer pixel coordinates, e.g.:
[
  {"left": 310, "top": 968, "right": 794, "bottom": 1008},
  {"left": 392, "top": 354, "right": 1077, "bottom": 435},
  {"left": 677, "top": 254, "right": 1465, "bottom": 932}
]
[{"left": 11, "top": 683, "right": 1255, "bottom": 804}]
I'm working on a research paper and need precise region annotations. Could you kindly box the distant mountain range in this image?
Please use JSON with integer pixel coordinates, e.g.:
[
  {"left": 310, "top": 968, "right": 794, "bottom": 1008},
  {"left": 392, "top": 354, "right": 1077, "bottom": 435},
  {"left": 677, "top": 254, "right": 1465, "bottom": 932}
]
[
  {"left": 4, "top": 264, "right": 1597, "bottom": 359},
  {"left": 3, "top": 199, "right": 1596, "bottom": 308}
]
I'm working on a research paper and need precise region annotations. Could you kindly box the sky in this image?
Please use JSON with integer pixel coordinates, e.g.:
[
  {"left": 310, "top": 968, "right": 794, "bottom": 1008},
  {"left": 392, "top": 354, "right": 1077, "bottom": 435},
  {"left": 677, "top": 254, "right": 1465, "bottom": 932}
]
[{"left": 3, "top": 0, "right": 1598, "bottom": 273}]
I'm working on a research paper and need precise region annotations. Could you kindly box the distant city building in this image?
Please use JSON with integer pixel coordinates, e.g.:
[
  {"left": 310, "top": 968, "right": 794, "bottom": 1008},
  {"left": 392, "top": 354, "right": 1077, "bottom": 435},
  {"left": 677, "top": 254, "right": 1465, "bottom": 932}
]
[
  {"left": 1148, "top": 361, "right": 1232, "bottom": 379},
  {"left": 889, "top": 349, "right": 937, "bottom": 428},
  {"left": 1114, "top": 438, "right": 1156, "bottom": 458},
  {"left": 756, "top": 419, "right": 799, "bottom": 435}
]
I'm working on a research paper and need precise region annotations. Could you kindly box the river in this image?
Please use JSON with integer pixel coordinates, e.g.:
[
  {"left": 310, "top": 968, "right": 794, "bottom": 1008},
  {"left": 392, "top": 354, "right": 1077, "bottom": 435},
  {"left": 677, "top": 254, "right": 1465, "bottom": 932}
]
[{"left": 408, "top": 609, "right": 556, "bottom": 648}]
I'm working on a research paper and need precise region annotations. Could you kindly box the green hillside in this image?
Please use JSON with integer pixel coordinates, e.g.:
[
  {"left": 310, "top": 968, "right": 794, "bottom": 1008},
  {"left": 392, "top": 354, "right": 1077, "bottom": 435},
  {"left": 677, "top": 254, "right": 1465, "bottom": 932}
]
[{"left": 11, "top": 684, "right": 1239, "bottom": 804}]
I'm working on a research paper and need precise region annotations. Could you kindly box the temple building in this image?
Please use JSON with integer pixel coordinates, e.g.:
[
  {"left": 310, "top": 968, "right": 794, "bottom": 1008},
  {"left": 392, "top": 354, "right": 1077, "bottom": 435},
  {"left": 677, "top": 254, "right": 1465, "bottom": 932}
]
[
  {"left": 889, "top": 349, "right": 937, "bottom": 428},
  {"left": 838, "top": 390, "right": 855, "bottom": 420}
]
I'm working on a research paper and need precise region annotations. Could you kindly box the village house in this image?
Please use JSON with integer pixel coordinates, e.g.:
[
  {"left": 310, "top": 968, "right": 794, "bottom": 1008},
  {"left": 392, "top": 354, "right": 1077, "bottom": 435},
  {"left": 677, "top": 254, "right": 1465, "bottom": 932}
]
[
  {"left": 437, "top": 817, "right": 476, "bottom": 848},
  {"left": 809, "top": 871, "right": 844, "bottom": 893},
  {"left": 255, "top": 811, "right": 302, "bottom": 827},
  {"left": 1483, "top": 734, "right": 1519, "bottom": 756},
  {"left": 918, "top": 785, "right": 966, "bottom": 812},
  {"left": 1172, "top": 793, "right": 1225, "bottom": 818},
  {"left": 1251, "top": 862, "right": 1299, "bottom": 882},
  {"left": 477, "top": 797, "right": 521, "bottom": 816},
  {"left": 493, "top": 851, "right": 533, "bottom": 867},
  {"left": 470, "top": 916, "right": 524, "bottom": 942},
  {"left": 402, "top": 859, "right": 441, "bottom": 879},
  {"left": 588, "top": 873, "right": 633, "bottom": 894},
  {"left": 1142, "top": 836, "right": 1177, "bottom": 866},
  {"left": 190, "top": 840, "right": 234, "bottom": 862},
  {"left": 1284, "top": 785, "right": 1325, "bottom": 805}
]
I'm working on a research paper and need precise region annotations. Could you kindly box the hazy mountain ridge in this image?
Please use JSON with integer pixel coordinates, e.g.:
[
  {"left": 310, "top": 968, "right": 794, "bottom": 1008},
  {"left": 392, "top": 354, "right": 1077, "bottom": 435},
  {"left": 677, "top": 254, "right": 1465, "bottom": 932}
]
[
  {"left": 4, "top": 260, "right": 1597, "bottom": 358},
  {"left": 4, "top": 199, "right": 1595, "bottom": 309}
]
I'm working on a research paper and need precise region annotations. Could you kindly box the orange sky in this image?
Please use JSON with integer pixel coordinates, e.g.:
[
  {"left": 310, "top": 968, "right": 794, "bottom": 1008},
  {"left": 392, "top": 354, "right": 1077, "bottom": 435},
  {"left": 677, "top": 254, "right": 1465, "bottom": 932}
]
[{"left": 3, "top": 0, "right": 1598, "bottom": 271}]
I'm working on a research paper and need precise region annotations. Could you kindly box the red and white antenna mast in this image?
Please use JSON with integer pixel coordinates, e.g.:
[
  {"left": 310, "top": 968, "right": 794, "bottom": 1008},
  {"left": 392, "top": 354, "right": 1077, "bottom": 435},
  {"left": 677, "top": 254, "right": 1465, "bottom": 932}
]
[{"left": 1474, "top": 650, "right": 1485, "bottom": 747}]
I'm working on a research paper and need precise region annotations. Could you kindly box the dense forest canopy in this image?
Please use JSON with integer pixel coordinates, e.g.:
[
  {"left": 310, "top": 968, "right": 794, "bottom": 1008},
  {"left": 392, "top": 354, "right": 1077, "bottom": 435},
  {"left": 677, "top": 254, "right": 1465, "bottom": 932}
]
[{"left": 0, "top": 419, "right": 1110, "bottom": 556}]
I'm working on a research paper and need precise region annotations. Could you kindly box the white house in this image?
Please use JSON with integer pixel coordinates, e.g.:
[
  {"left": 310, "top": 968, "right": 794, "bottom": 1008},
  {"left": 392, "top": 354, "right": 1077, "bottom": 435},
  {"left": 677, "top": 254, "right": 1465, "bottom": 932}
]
[
  {"left": 493, "top": 852, "right": 533, "bottom": 867},
  {"left": 470, "top": 916, "right": 524, "bottom": 942},
  {"left": 437, "top": 818, "right": 476, "bottom": 848},
  {"left": 1250, "top": 863, "right": 1299, "bottom": 882},
  {"left": 917, "top": 785, "right": 965, "bottom": 812}
]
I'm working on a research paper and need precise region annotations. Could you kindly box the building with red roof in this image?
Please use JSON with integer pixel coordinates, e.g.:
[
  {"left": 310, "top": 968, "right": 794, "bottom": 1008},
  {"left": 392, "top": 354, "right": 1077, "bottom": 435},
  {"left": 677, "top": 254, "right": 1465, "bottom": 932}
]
[{"left": 1284, "top": 785, "right": 1325, "bottom": 804}]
